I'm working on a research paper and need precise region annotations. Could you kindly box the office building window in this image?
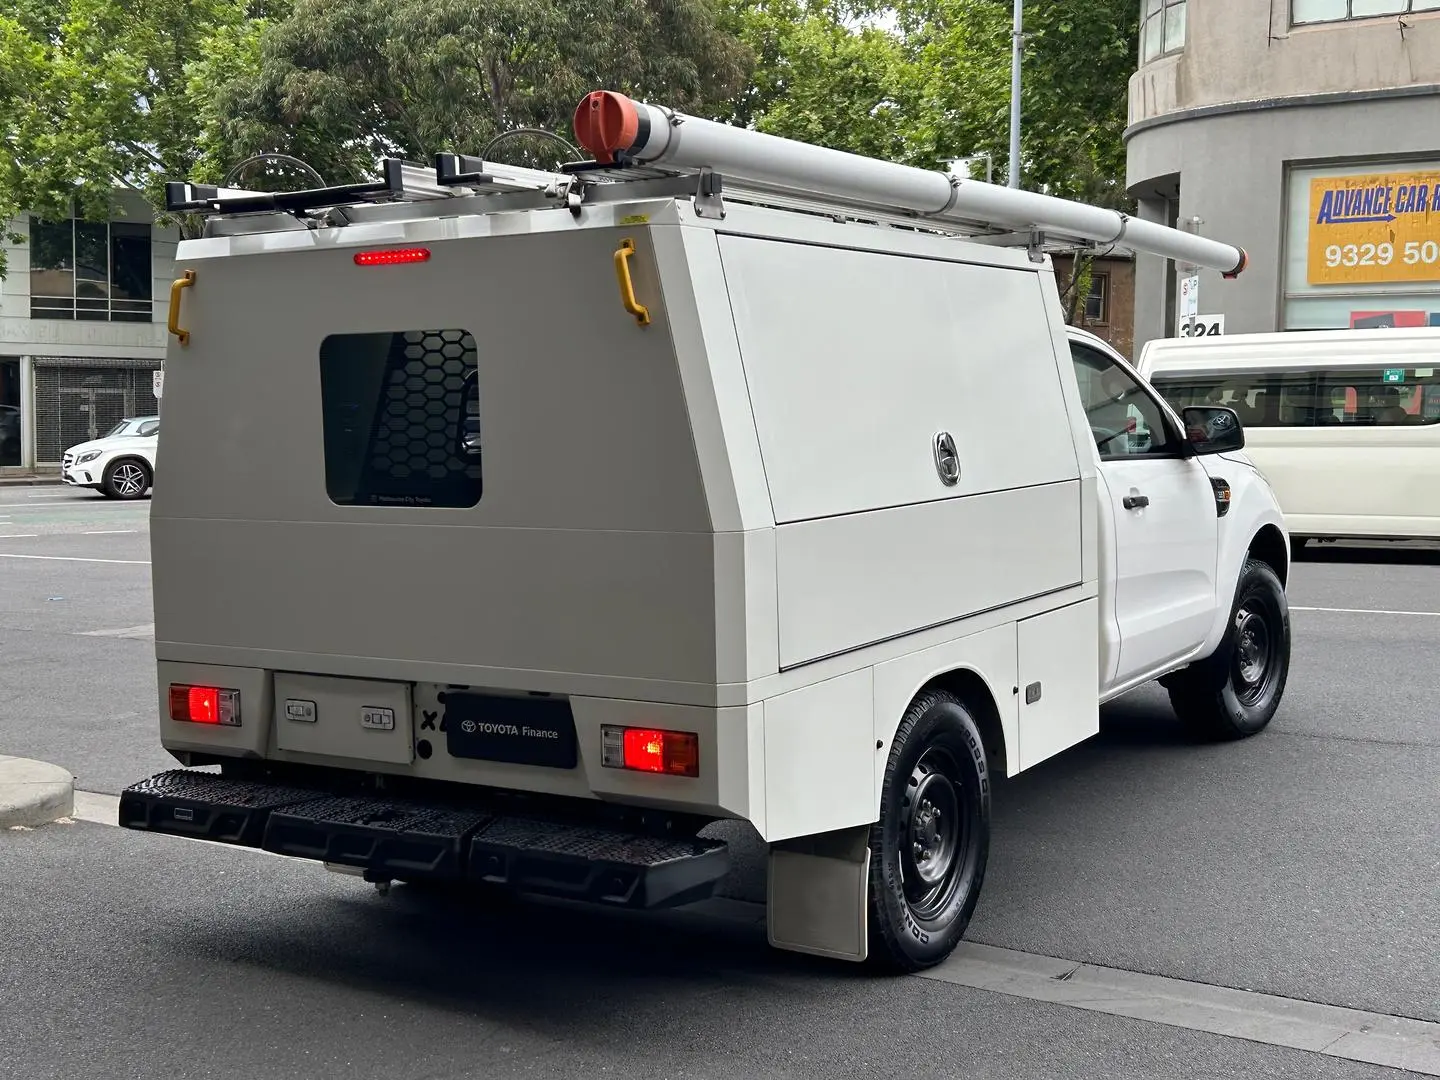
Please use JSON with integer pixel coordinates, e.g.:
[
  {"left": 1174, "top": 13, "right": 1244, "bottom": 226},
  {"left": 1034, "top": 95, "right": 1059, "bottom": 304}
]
[
  {"left": 1293, "top": 0, "right": 1440, "bottom": 24},
  {"left": 29, "top": 218, "right": 153, "bottom": 322},
  {"left": 1140, "top": 0, "right": 1186, "bottom": 63}
]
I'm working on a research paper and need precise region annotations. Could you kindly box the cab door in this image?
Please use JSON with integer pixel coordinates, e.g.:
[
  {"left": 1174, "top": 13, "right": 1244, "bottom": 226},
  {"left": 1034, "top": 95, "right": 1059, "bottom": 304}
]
[{"left": 1070, "top": 340, "right": 1220, "bottom": 691}]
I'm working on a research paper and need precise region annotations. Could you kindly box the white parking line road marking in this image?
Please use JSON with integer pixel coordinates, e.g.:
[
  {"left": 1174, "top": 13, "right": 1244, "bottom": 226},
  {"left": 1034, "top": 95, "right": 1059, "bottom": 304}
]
[
  {"left": 24, "top": 491, "right": 71, "bottom": 498},
  {"left": 1292, "top": 605, "right": 1440, "bottom": 617},
  {"left": 922, "top": 942, "right": 1440, "bottom": 1075},
  {"left": 83, "top": 529, "right": 138, "bottom": 535},
  {"left": 0, "top": 553, "right": 150, "bottom": 565},
  {"left": 81, "top": 623, "right": 155, "bottom": 639},
  {"left": 63, "top": 788, "right": 1440, "bottom": 1073},
  {"left": 0, "top": 534, "right": 38, "bottom": 539}
]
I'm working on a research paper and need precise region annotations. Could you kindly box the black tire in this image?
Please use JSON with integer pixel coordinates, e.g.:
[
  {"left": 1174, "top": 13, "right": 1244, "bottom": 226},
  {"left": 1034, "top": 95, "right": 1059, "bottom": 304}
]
[
  {"left": 867, "top": 689, "right": 990, "bottom": 973},
  {"left": 102, "top": 458, "right": 151, "bottom": 500},
  {"left": 1167, "top": 557, "right": 1290, "bottom": 740}
]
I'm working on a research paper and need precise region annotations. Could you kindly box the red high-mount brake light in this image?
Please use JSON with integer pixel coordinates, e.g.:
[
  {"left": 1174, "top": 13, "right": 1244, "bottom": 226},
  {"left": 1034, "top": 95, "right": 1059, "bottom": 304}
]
[
  {"left": 601, "top": 726, "right": 699, "bottom": 777},
  {"left": 353, "top": 247, "right": 431, "bottom": 267},
  {"left": 168, "top": 684, "right": 241, "bottom": 726}
]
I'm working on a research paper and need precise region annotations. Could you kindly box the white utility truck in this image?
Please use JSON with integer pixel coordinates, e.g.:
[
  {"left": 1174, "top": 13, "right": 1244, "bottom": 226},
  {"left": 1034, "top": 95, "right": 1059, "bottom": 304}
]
[{"left": 120, "top": 91, "right": 1292, "bottom": 973}]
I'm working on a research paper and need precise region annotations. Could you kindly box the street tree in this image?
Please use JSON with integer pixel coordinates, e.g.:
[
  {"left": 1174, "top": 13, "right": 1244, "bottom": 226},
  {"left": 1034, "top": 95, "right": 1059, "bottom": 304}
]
[
  {"left": 898, "top": 0, "right": 1138, "bottom": 206},
  {"left": 199, "top": 0, "right": 752, "bottom": 177},
  {"left": 715, "top": 0, "right": 913, "bottom": 162},
  {"left": 0, "top": 0, "right": 266, "bottom": 270}
]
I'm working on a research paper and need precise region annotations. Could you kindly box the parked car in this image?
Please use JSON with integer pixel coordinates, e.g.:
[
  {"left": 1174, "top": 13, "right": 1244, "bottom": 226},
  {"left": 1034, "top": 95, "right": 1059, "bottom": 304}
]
[{"left": 61, "top": 415, "right": 159, "bottom": 499}]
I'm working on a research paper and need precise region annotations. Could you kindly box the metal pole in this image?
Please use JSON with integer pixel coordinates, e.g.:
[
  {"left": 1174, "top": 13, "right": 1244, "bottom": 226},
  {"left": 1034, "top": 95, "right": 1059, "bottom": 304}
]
[{"left": 1008, "top": 0, "right": 1023, "bottom": 188}]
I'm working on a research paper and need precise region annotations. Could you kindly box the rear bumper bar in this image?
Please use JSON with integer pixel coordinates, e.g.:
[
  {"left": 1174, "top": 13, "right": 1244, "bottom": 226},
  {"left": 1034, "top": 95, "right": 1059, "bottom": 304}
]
[{"left": 119, "top": 770, "right": 729, "bottom": 909}]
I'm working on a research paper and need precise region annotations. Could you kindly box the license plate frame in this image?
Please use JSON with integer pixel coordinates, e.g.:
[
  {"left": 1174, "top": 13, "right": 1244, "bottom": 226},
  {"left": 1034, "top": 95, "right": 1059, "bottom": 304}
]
[{"left": 442, "top": 693, "right": 579, "bottom": 769}]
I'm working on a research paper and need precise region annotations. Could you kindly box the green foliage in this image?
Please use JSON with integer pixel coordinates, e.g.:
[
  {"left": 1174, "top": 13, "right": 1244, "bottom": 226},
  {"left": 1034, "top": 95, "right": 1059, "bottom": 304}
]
[
  {"left": 900, "top": 0, "right": 1138, "bottom": 205},
  {"left": 1, "top": 0, "right": 1140, "bottom": 281},
  {"left": 715, "top": 0, "right": 913, "bottom": 162},
  {"left": 0, "top": 0, "right": 261, "bottom": 270},
  {"left": 198, "top": 0, "right": 752, "bottom": 174}
]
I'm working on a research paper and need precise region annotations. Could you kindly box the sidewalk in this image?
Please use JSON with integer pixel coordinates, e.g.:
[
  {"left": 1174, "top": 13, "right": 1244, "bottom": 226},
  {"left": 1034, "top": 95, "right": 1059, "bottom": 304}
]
[{"left": 0, "top": 756, "right": 75, "bottom": 829}]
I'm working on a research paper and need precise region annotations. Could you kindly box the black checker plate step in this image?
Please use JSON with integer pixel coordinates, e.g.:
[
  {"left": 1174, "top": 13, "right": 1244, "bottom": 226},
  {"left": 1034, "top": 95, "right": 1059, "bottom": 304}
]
[
  {"left": 118, "top": 769, "right": 327, "bottom": 846},
  {"left": 468, "top": 817, "right": 729, "bottom": 909},
  {"left": 262, "top": 795, "right": 493, "bottom": 880}
]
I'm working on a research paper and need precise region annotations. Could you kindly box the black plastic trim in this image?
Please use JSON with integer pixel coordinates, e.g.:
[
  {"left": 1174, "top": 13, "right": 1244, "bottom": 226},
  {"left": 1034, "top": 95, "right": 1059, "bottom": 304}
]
[{"left": 164, "top": 160, "right": 408, "bottom": 215}]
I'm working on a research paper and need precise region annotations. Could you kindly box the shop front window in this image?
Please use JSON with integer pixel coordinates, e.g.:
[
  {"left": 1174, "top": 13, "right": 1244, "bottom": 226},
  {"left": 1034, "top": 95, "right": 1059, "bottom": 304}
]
[{"left": 1282, "top": 161, "right": 1440, "bottom": 330}]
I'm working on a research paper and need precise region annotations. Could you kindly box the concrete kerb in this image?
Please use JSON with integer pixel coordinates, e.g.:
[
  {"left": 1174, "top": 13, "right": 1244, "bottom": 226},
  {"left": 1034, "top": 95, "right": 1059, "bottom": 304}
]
[
  {"left": 0, "top": 756, "right": 76, "bottom": 829},
  {"left": 0, "top": 476, "right": 64, "bottom": 487}
]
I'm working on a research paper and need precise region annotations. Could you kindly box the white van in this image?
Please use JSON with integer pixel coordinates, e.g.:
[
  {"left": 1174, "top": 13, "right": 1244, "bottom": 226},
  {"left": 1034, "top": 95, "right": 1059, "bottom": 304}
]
[{"left": 1139, "top": 328, "right": 1440, "bottom": 549}]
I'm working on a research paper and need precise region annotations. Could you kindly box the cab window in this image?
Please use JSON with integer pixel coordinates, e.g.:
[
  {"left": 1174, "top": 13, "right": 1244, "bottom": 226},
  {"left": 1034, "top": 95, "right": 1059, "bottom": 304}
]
[{"left": 1069, "top": 342, "right": 1178, "bottom": 459}]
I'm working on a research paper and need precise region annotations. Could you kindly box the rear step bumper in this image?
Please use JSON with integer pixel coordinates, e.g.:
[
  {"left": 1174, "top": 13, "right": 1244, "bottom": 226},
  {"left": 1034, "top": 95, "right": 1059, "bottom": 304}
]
[{"left": 119, "top": 770, "right": 729, "bottom": 909}]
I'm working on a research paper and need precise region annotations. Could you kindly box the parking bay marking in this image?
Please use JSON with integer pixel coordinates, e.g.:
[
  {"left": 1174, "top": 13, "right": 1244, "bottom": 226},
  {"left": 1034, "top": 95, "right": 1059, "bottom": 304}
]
[
  {"left": 1292, "top": 605, "right": 1440, "bottom": 617},
  {"left": 64, "top": 789, "right": 1440, "bottom": 1073},
  {"left": 81, "top": 623, "right": 154, "bottom": 639},
  {"left": 922, "top": 942, "right": 1440, "bottom": 1076},
  {"left": 0, "top": 553, "right": 150, "bottom": 565}
]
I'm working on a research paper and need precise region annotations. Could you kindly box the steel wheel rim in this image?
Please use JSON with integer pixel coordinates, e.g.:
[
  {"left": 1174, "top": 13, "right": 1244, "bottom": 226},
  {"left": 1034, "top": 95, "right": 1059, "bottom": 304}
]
[
  {"left": 114, "top": 464, "right": 145, "bottom": 496},
  {"left": 899, "top": 746, "right": 968, "bottom": 921},
  {"left": 1233, "top": 604, "right": 1275, "bottom": 706}
]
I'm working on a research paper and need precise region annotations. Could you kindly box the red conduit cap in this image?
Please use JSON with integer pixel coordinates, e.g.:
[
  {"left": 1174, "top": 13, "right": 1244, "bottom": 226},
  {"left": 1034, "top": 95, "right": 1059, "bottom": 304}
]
[{"left": 573, "top": 91, "right": 639, "bottom": 164}]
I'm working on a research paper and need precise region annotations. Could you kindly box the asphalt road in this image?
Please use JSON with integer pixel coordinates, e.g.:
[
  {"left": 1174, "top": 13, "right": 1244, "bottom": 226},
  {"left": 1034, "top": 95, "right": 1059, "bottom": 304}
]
[{"left": 2, "top": 486, "right": 1437, "bottom": 1079}]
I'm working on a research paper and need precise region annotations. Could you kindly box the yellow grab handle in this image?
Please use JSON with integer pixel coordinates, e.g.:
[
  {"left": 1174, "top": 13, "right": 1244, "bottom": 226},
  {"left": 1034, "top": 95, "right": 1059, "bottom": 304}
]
[
  {"left": 168, "top": 270, "right": 196, "bottom": 346},
  {"left": 613, "top": 239, "right": 650, "bottom": 326}
]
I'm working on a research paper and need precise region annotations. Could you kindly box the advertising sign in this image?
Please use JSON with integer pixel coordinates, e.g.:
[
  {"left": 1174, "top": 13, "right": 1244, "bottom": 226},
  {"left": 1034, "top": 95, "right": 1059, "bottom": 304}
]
[{"left": 1307, "top": 169, "right": 1440, "bottom": 286}]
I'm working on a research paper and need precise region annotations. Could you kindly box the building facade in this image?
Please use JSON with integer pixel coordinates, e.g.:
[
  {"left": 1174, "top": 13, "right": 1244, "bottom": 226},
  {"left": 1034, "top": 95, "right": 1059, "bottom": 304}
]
[
  {"left": 1052, "top": 251, "right": 1138, "bottom": 359},
  {"left": 0, "top": 192, "right": 177, "bottom": 472},
  {"left": 1126, "top": 1, "right": 1440, "bottom": 353}
]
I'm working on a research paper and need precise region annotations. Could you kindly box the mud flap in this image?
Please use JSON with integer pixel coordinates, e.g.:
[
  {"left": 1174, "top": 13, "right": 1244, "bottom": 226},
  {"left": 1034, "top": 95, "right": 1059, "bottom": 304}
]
[{"left": 766, "top": 823, "right": 871, "bottom": 962}]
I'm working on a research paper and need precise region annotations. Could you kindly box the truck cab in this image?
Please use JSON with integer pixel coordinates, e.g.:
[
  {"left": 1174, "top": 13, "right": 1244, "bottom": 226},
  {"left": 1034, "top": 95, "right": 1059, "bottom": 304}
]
[
  {"left": 119, "top": 94, "right": 1291, "bottom": 975},
  {"left": 1066, "top": 327, "right": 1289, "bottom": 718}
]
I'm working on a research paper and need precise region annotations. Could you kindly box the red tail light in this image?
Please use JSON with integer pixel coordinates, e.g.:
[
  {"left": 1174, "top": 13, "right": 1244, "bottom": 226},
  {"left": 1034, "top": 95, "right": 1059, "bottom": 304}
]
[
  {"left": 353, "top": 247, "right": 431, "bottom": 267},
  {"left": 169, "top": 684, "right": 241, "bottom": 726},
  {"left": 601, "top": 726, "right": 699, "bottom": 777}
]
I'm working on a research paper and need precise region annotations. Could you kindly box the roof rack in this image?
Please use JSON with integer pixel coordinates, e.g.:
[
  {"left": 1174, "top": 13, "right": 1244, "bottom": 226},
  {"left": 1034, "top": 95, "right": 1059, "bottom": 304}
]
[{"left": 169, "top": 92, "right": 1250, "bottom": 278}]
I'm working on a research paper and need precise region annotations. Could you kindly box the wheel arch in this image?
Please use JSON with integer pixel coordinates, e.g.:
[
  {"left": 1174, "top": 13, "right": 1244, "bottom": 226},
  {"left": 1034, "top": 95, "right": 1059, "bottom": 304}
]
[
  {"left": 1247, "top": 523, "right": 1289, "bottom": 588},
  {"left": 105, "top": 453, "right": 153, "bottom": 476},
  {"left": 919, "top": 668, "right": 1008, "bottom": 780}
]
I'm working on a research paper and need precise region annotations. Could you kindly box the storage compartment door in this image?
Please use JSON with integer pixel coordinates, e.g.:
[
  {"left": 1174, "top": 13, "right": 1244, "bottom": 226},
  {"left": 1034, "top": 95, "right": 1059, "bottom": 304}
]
[{"left": 1016, "top": 598, "right": 1100, "bottom": 772}]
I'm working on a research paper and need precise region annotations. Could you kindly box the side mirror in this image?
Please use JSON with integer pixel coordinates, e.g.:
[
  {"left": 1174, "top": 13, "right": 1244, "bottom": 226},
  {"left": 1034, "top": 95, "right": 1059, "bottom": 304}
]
[{"left": 1182, "top": 406, "right": 1245, "bottom": 455}]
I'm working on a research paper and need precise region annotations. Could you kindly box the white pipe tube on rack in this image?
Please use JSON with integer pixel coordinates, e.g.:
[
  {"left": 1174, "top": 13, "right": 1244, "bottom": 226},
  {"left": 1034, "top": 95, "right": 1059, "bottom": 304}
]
[{"left": 572, "top": 91, "right": 1248, "bottom": 278}]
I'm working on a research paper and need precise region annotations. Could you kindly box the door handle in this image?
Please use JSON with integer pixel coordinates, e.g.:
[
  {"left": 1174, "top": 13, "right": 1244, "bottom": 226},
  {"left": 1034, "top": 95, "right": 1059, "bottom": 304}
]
[{"left": 1123, "top": 493, "right": 1150, "bottom": 510}]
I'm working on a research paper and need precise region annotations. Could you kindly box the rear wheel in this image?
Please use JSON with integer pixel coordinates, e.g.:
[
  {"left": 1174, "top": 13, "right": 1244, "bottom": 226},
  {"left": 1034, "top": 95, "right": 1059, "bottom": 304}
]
[
  {"left": 867, "top": 689, "right": 990, "bottom": 973},
  {"left": 102, "top": 458, "right": 150, "bottom": 500},
  {"left": 1167, "top": 557, "right": 1290, "bottom": 740}
]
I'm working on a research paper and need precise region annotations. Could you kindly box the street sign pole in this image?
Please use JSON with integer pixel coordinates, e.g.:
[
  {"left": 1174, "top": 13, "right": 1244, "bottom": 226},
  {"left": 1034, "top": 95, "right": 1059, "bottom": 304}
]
[{"left": 1008, "top": 0, "right": 1023, "bottom": 189}]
